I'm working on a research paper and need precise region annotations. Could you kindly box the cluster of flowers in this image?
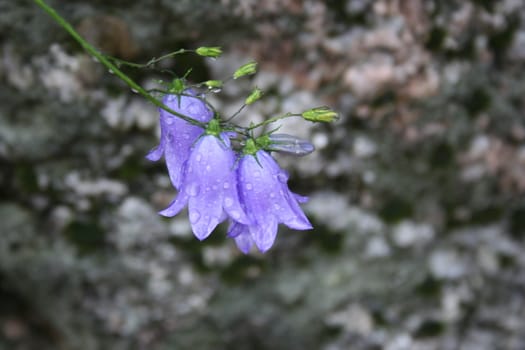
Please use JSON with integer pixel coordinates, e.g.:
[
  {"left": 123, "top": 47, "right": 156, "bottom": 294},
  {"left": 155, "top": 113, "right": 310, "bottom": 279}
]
[{"left": 147, "top": 89, "right": 335, "bottom": 253}]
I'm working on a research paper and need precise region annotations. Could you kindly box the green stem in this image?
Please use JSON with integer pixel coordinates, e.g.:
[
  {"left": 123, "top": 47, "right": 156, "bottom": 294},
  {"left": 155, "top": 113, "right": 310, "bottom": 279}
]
[
  {"left": 33, "top": 0, "right": 205, "bottom": 127},
  {"left": 108, "top": 48, "right": 188, "bottom": 69},
  {"left": 246, "top": 112, "right": 296, "bottom": 131}
]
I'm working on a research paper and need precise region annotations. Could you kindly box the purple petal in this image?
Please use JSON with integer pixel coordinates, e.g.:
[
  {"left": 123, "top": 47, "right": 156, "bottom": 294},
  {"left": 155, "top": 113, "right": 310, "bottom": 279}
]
[
  {"left": 227, "top": 221, "right": 245, "bottom": 238},
  {"left": 249, "top": 216, "right": 278, "bottom": 253},
  {"left": 228, "top": 221, "right": 254, "bottom": 254},
  {"left": 146, "top": 144, "right": 164, "bottom": 161},
  {"left": 234, "top": 231, "right": 253, "bottom": 254},
  {"left": 163, "top": 127, "right": 204, "bottom": 188},
  {"left": 158, "top": 185, "right": 190, "bottom": 217},
  {"left": 293, "top": 193, "right": 309, "bottom": 203},
  {"left": 184, "top": 134, "right": 248, "bottom": 239},
  {"left": 149, "top": 92, "right": 213, "bottom": 189},
  {"left": 188, "top": 188, "right": 222, "bottom": 240}
]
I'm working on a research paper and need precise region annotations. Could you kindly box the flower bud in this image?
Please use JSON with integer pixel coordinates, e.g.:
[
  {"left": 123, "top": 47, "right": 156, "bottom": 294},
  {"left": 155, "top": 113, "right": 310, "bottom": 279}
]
[
  {"left": 259, "top": 134, "right": 315, "bottom": 156},
  {"left": 195, "top": 46, "right": 222, "bottom": 58},
  {"left": 245, "top": 87, "right": 263, "bottom": 105},
  {"left": 233, "top": 61, "right": 257, "bottom": 79},
  {"left": 204, "top": 80, "right": 223, "bottom": 89},
  {"left": 301, "top": 106, "right": 339, "bottom": 123}
]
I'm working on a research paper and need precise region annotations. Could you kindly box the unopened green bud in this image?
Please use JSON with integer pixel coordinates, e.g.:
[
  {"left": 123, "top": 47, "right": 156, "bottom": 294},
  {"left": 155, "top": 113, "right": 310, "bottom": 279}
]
[
  {"left": 233, "top": 61, "right": 257, "bottom": 79},
  {"left": 204, "top": 80, "right": 223, "bottom": 89},
  {"left": 301, "top": 106, "right": 339, "bottom": 123},
  {"left": 195, "top": 46, "right": 222, "bottom": 58},
  {"left": 245, "top": 87, "right": 263, "bottom": 105}
]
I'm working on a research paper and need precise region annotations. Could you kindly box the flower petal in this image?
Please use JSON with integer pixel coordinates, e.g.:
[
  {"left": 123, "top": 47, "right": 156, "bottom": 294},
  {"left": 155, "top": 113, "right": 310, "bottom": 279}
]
[
  {"left": 249, "top": 215, "right": 278, "bottom": 252},
  {"left": 158, "top": 185, "right": 189, "bottom": 218},
  {"left": 146, "top": 144, "right": 164, "bottom": 161},
  {"left": 184, "top": 134, "right": 247, "bottom": 239},
  {"left": 150, "top": 92, "right": 213, "bottom": 189},
  {"left": 234, "top": 231, "right": 253, "bottom": 254},
  {"left": 227, "top": 221, "right": 245, "bottom": 238},
  {"left": 188, "top": 188, "right": 222, "bottom": 240}
]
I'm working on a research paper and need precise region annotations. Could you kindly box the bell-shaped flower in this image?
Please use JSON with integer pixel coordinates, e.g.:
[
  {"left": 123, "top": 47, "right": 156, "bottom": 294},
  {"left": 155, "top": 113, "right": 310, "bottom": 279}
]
[
  {"left": 159, "top": 133, "right": 249, "bottom": 240},
  {"left": 146, "top": 91, "right": 213, "bottom": 189},
  {"left": 228, "top": 150, "right": 312, "bottom": 253}
]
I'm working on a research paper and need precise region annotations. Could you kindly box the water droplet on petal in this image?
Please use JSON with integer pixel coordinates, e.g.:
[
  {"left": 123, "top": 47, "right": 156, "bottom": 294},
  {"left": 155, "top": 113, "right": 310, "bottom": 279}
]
[
  {"left": 230, "top": 210, "right": 240, "bottom": 220},
  {"left": 165, "top": 118, "right": 174, "bottom": 125},
  {"left": 183, "top": 132, "right": 190, "bottom": 139},
  {"left": 253, "top": 170, "right": 261, "bottom": 177},
  {"left": 206, "top": 165, "right": 211, "bottom": 172},
  {"left": 223, "top": 182, "right": 230, "bottom": 189},
  {"left": 224, "top": 197, "right": 234, "bottom": 208},
  {"left": 185, "top": 183, "right": 200, "bottom": 196},
  {"left": 273, "top": 203, "right": 280, "bottom": 210},
  {"left": 196, "top": 154, "right": 202, "bottom": 162},
  {"left": 269, "top": 192, "right": 276, "bottom": 198},
  {"left": 245, "top": 183, "right": 253, "bottom": 190},
  {"left": 188, "top": 104, "right": 198, "bottom": 115},
  {"left": 212, "top": 185, "right": 218, "bottom": 190},
  {"left": 189, "top": 210, "right": 201, "bottom": 224}
]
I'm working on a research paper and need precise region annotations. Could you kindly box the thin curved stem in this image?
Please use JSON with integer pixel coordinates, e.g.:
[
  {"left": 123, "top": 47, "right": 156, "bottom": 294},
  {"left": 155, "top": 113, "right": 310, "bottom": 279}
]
[
  {"left": 246, "top": 112, "right": 298, "bottom": 131},
  {"left": 33, "top": 0, "right": 205, "bottom": 127}
]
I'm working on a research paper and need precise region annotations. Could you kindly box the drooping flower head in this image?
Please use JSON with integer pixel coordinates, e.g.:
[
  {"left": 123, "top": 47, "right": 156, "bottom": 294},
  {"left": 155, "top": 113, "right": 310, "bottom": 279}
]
[
  {"left": 228, "top": 149, "right": 312, "bottom": 253},
  {"left": 146, "top": 91, "right": 213, "bottom": 188},
  {"left": 159, "top": 124, "right": 250, "bottom": 240}
]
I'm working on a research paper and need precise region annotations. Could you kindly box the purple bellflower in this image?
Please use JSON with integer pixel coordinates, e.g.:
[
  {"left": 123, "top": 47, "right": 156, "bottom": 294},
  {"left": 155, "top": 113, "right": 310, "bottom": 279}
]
[
  {"left": 146, "top": 91, "right": 213, "bottom": 189},
  {"left": 228, "top": 150, "right": 312, "bottom": 253},
  {"left": 159, "top": 131, "right": 250, "bottom": 240}
]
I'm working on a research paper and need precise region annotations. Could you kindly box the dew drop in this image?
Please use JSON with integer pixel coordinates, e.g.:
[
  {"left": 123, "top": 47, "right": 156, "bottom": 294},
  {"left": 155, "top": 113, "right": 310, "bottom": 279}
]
[
  {"left": 253, "top": 170, "right": 261, "bottom": 178},
  {"left": 245, "top": 183, "right": 253, "bottom": 190},
  {"left": 269, "top": 192, "right": 276, "bottom": 198},
  {"left": 273, "top": 203, "right": 281, "bottom": 210},
  {"left": 212, "top": 185, "right": 218, "bottom": 190},
  {"left": 206, "top": 165, "right": 211, "bottom": 172},
  {"left": 165, "top": 118, "right": 174, "bottom": 125},
  {"left": 195, "top": 154, "right": 202, "bottom": 162},
  {"left": 183, "top": 132, "right": 190, "bottom": 140},
  {"left": 131, "top": 88, "right": 138, "bottom": 94},
  {"left": 224, "top": 197, "right": 234, "bottom": 208},
  {"left": 108, "top": 69, "right": 114, "bottom": 74},
  {"left": 189, "top": 210, "right": 201, "bottom": 224},
  {"left": 185, "top": 183, "right": 199, "bottom": 196},
  {"left": 230, "top": 210, "right": 240, "bottom": 219},
  {"left": 223, "top": 182, "right": 230, "bottom": 189},
  {"left": 187, "top": 104, "right": 198, "bottom": 115}
]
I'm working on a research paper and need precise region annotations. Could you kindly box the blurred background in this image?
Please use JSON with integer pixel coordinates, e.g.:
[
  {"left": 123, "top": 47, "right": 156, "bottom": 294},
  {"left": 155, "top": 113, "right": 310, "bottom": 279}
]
[{"left": 1, "top": 0, "right": 525, "bottom": 349}]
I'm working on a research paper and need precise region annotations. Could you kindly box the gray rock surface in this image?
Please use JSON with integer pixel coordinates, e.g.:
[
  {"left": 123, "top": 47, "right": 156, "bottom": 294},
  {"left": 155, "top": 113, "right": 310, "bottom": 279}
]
[{"left": 1, "top": 1, "right": 525, "bottom": 349}]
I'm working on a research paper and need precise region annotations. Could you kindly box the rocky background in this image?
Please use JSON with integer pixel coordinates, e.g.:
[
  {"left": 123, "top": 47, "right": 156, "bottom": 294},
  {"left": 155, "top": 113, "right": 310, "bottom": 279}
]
[{"left": 1, "top": 0, "right": 525, "bottom": 349}]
